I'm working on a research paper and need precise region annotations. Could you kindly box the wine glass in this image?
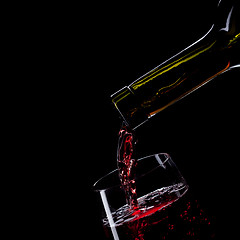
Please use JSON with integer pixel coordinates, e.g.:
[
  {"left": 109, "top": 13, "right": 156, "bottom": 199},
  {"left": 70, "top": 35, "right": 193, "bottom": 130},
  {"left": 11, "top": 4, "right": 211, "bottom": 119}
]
[{"left": 93, "top": 153, "right": 189, "bottom": 240}]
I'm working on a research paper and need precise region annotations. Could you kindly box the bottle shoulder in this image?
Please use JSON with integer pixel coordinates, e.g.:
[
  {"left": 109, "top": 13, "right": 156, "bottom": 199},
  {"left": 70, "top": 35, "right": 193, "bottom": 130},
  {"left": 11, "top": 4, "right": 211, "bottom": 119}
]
[{"left": 214, "top": 0, "right": 240, "bottom": 37}]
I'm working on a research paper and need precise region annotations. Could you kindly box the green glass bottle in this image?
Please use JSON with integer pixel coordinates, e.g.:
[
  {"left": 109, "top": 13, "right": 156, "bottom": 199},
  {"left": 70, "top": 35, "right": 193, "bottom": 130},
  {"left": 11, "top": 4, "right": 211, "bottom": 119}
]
[{"left": 111, "top": 0, "right": 240, "bottom": 129}]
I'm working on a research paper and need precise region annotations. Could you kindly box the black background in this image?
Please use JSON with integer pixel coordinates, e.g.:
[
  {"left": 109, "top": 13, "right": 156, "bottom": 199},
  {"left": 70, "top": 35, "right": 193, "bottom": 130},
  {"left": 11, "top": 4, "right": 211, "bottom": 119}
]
[{"left": 44, "top": 0, "right": 239, "bottom": 239}]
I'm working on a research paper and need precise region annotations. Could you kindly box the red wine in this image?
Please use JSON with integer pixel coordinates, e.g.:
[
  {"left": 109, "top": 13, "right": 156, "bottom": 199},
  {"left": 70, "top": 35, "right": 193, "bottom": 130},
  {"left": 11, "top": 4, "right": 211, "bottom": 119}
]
[
  {"left": 114, "top": 124, "right": 215, "bottom": 239},
  {"left": 115, "top": 123, "right": 192, "bottom": 239},
  {"left": 102, "top": 183, "right": 185, "bottom": 227},
  {"left": 103, "top": 193, "right": 216, "bottom": 240},
  {"left": 117, "top": 123, "right": 138, "bottom": 209}
]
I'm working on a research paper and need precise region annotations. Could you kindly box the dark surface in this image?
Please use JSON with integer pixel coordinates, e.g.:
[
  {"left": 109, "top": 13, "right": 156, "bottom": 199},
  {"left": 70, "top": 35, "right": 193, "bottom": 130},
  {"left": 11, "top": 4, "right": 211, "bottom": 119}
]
[{"left": 42, "top": 0, "right": 239, "bottom": 239}]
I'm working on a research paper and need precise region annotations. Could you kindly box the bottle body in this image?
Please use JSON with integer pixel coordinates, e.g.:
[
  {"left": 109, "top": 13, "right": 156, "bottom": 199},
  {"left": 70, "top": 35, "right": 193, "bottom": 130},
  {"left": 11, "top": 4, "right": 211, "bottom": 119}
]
[{"left": 111, "top": 0, "right": 239, "bottom": 129}]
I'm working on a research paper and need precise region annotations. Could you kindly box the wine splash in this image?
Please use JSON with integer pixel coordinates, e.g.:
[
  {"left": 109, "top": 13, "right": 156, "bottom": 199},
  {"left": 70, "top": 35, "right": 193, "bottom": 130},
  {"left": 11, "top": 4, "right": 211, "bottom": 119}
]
[
  {"left": 102, "top": 183, "right": 186, "bottom": 227},
  {"left": 117, "top": 123, "right": 138, "bottom": 209},
  {"left": 115, "top": 126, "right": 190, "bottom": 239},
  {"left": 103, "top": 195, "right": 216, "bottom": 240}
]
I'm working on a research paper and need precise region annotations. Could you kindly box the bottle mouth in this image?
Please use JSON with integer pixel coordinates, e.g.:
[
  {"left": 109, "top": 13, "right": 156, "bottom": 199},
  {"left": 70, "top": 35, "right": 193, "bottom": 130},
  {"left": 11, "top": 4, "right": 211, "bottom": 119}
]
[{"left": 111, "top": 86, "right": 149, "bottom": 129}]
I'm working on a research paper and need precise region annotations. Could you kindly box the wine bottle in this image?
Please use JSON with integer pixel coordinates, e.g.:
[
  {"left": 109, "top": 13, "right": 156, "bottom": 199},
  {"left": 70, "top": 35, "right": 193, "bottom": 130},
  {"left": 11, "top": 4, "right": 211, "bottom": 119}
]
[{"left": 111, "top": 0, "right": 240, "bottom": 129}]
